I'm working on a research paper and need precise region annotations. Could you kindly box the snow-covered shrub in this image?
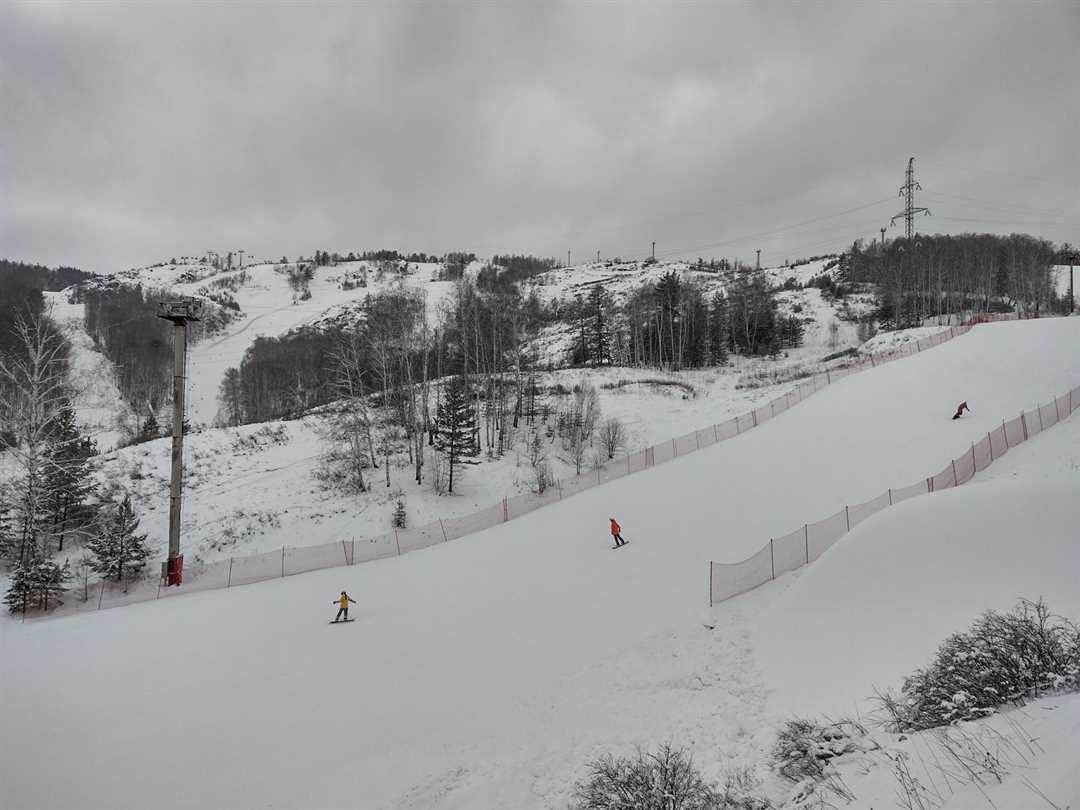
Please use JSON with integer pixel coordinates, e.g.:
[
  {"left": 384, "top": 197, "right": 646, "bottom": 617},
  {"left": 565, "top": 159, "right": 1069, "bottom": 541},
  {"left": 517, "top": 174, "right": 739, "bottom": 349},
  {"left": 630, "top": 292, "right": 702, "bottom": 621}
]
[
  {"left": 887, "top": 598, "right": 1080, "bottom": 731},
  {"left": 773, "top": 718, "right": 873, "bottom": 783},
  {"left": 572, "top": 745, "right": 735, "bottom": 810}
]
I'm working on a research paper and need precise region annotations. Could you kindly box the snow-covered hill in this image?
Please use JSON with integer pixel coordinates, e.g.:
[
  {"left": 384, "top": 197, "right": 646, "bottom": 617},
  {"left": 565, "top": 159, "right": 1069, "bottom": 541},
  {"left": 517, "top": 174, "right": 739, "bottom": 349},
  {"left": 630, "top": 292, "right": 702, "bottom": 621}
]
[{"left": 4, "top": 316, "right": 1078, "bottom": 810}]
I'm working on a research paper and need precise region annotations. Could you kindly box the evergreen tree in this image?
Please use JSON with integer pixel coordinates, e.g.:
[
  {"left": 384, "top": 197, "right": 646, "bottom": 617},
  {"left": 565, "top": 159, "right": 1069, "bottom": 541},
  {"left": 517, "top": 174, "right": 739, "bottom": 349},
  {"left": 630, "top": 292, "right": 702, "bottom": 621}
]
[
  {"left": 3, "top": 552, "right": 70, "bottom": 614},
  {"left": 433, "top": 376, "right": 479, "bottom": 493},
  {"left": 588, "top": 285, "right": 610, "bottom": 365},
  {"left": 87, "top": 496, "right": 151, "bottom": 584},
  {"left": 392, "top": 498, "right": 407, "bottom": 529},
  {"left": 708, "top": 291, "right": 729, "bottom": 365},
  {"left": 43, "top": 401, "right": 97, "bottom": 552},
  {"left": 140, "top": 410, "right": 160, "bottom": 443},
  {"left": 3, "top": 557, "right": 34, "bottom": 614}
]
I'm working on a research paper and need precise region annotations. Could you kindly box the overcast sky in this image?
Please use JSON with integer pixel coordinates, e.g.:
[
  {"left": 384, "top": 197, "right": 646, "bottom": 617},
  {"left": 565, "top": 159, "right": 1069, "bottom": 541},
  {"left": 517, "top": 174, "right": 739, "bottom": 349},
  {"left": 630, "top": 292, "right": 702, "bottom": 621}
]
[{"left": 2, "top": 2, "right": 1078, "bottom": 273}]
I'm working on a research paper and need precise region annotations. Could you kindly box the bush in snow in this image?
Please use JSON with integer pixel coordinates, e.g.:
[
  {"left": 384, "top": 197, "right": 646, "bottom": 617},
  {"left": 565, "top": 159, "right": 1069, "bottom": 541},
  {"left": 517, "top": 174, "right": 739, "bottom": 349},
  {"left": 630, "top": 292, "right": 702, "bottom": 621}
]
[
  {"left": 772, "top": 718, "right": 870, "bottom": 804},
  {"left": 884, "top": 598, "right": 1080, "bottom": 731},
  {"left": 571, "top": 744, "right": 767, "bottom": 810}
]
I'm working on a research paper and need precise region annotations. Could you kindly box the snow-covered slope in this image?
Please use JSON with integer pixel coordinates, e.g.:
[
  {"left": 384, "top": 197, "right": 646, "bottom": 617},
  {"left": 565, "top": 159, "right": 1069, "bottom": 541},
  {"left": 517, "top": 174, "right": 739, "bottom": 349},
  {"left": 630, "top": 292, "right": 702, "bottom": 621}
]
[{"left": 3, "top": 317, "right": 1078, "bottom": 810}]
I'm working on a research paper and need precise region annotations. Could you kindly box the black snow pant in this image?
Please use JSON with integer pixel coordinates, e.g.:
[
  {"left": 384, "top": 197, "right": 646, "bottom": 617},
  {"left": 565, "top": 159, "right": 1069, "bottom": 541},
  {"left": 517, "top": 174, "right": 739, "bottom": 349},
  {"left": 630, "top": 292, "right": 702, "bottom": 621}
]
[
  {"left": 613, "top": 534, "right": 625, "bottom": 546},
  {"left": 335, "top": 607, "right": 349, "bottom": 621}
]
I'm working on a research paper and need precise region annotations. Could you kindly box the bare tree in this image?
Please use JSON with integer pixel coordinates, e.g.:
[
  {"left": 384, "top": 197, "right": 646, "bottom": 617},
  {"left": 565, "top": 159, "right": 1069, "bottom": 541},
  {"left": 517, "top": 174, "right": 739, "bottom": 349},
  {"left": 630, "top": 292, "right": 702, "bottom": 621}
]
[
  {"left": 599, "top": 417, "right": 626, "bottom": 460},
  {"left": 0, "top": 310, "right": 71, "bottom": 565}
]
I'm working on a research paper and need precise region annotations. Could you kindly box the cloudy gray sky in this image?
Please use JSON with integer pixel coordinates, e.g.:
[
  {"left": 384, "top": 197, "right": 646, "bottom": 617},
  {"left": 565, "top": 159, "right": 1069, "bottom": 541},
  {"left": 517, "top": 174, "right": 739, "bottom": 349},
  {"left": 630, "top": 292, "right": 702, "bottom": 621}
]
[{"left": 2, "top": 1, "right": 1078, "bottom": 273}]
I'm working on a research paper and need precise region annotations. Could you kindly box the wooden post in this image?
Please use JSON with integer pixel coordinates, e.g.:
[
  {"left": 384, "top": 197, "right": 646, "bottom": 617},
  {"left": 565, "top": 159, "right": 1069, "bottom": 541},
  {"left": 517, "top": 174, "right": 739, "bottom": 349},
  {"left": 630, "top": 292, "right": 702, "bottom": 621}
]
[
  {"left": 503, "top": 497, "right": 509, "bottom": 522},
  {"left": 804, "top": 524, "right": 809, "bottom": 564},
  {"left": 952, "top": 460, "right": 959, "bottom": 485},
  {"left": 887, "top": 488, "right": 893, "bottom": 505},
  {"left": 439, "top": 519, "right": 448, "bottom": 542},
  {"left": 1037, "top": 403, "right": 1044, "bottom": 431},
  {"left": 769, "top": 539, "right": 775, "bottom": 579},
  {"left": 1002, "top": 419, "right": 1008, "bottom": 448},
  {"left": 672, "top": 437, "right": 677, "bottom": 457},
  {"left": 708, "top": 563, "right": 714, "bottom": 608},
  {"left": 1021, "top": 411, "right": 1028, "bottom": 441},
  {"left": 844, "top": 506, "right": 850, "bottom": 532},
  {"left": 227, "top": 558, "right": 233, "bottom": 587},
  {"left": 281, "top": 546, "right": 286, "bottom": 577},
  {"left": 394, "top": 529, "right": 401, "bottom": 556},
  {"left": 988, "top": 432, "right": 994, "bottom": 461}
]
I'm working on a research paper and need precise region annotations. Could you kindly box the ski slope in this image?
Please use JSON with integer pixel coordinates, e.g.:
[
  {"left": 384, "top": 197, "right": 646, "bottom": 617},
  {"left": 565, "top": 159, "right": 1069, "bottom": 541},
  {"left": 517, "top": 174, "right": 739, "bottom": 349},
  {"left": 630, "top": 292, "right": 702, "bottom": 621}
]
[
  {"left": 175, "top": 260, "right": 454, "bottom": 426},
  {"left": 2, "top": 317, "right": 1079, "bottom": 809}
]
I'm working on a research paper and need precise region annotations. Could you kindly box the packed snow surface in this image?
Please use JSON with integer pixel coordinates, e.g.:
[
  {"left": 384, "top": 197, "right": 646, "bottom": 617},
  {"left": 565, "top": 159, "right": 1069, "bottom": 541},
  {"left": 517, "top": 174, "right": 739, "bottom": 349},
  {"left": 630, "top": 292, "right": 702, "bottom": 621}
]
[{"left": 2, "top": 317, "right": 1079, "bottom": 809}]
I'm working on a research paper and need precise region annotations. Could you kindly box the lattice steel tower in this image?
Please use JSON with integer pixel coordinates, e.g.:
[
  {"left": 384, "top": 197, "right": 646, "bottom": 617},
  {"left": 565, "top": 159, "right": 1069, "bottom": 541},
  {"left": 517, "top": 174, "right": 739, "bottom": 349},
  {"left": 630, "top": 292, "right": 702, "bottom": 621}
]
[{"left": 891, "top": 157, "right": 931, "bottom": 239}]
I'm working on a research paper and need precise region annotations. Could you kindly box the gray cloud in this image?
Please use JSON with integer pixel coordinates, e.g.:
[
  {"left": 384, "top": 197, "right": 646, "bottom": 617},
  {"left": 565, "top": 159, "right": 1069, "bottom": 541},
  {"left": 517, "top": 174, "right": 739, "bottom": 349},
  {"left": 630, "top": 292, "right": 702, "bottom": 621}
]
[{"left": 2, "top": 1, "right": 1078, "bottom": 273}]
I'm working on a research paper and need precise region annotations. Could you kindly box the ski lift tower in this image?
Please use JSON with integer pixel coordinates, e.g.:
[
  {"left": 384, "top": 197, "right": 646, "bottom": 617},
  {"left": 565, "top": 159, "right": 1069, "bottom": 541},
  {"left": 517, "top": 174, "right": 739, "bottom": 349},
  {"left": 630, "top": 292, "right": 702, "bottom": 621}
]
[{"left": 157, "top": 299, "right": 203, "bottom": 585}]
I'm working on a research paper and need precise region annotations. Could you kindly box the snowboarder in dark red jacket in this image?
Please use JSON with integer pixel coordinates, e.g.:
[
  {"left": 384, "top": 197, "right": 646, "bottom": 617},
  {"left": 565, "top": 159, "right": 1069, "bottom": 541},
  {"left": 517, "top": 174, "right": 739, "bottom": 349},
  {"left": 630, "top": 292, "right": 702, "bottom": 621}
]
[{"left": 952, "top": 401, "right": 970, "bottom": 420}]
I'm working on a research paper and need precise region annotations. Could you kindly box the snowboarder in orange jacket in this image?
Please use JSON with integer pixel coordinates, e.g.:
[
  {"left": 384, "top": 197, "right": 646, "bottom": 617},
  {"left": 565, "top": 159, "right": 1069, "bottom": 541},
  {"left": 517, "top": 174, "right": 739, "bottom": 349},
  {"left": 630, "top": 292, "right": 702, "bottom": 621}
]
[{"left": 610, "top": 517, "right": 626, "bottom": 548}]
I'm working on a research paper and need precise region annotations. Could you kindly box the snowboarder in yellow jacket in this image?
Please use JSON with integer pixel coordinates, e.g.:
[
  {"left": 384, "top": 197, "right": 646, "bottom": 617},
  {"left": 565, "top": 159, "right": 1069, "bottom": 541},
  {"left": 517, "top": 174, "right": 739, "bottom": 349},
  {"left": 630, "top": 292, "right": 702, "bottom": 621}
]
[{"left": 333, "top": 591, "right": 356, "bottom": 622}]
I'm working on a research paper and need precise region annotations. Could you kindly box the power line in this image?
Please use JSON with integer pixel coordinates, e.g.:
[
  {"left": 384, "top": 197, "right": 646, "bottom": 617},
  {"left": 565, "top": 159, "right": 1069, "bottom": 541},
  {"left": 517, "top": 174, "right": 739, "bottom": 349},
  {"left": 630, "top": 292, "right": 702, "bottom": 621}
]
[{"left": 921, "top": 189, "right": 1077, "bottom": 218}]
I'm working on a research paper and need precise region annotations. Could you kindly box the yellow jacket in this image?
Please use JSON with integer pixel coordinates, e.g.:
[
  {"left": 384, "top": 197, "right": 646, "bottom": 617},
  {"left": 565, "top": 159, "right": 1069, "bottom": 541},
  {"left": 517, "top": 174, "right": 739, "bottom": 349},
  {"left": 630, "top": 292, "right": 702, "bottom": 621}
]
[{"left": 337, "top": 594, "right": 354, "bottom": 609}]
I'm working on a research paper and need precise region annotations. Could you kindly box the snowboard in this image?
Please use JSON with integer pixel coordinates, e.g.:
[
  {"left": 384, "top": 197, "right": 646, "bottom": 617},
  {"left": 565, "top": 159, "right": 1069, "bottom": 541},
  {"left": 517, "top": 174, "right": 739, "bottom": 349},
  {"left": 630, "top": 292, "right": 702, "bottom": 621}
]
[
  {"left": 329, "top": 618, "right": 356, "bottom": 624},
  {"left": 612, "top": 541, "right": 629, "bottom": 550}
]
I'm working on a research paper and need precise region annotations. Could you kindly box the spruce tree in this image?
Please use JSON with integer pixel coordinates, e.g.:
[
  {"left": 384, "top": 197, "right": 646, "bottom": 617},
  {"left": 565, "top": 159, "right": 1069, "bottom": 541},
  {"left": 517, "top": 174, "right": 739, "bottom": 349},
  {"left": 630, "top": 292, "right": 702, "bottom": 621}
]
[
  {"left": 43, "top": 401, "right": 97, "bottom": 552},
  {"left": 433, "top": 376, "right": 479, "bottom": 493},
  {"left": 140, "top": 410, "right": 160, "bottom": 443},
  {"left": 3, "top": 557, "right": 34, "bottom": 614},
  {"left": 88, "top": 496, "right": 151, "bottom": 584},
  {"left": 392, "top": 498, "right": 407, "bottom": 529},
  {"left": 588, "top": 285, "right": 610, "bottom": 365}
]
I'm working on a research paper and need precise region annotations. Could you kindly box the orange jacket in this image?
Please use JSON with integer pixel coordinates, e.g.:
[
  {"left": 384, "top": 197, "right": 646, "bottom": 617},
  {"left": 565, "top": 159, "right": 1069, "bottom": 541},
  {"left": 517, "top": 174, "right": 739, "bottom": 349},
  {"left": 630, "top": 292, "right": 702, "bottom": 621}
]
[{"left": 610, "top": 519, "right": 621, "bottom": 536}]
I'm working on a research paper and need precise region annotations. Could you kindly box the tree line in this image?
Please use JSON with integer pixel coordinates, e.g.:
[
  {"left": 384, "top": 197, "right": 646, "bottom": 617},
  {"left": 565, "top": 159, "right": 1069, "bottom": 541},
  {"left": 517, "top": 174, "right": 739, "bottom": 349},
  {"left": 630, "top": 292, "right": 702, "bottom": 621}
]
[{"left": 845, "top": 232, "right": 1065, "bottom": 328}]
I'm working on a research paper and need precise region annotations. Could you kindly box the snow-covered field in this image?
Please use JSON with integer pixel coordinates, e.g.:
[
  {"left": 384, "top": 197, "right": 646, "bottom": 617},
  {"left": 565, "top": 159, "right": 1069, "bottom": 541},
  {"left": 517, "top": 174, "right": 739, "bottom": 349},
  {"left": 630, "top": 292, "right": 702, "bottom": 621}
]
[{"left": 3, "top": 316, "right": 1079, "bottom": 810}]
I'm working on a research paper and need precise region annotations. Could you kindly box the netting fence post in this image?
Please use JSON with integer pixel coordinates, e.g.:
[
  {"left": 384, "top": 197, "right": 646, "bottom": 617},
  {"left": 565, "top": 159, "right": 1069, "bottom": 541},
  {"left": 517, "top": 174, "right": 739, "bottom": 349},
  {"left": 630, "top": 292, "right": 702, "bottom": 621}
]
[
  {"left": 988, "top": 432, "right": 994, "bottom": 461},
  {"left": 804, "top": 524, "right": 809, "bottom": 564},
  {"left": 394, "top": 529, "right": 401, "bottom": 556},
  {"left": 97, "top": 581, "right": 105, "bottom": 609},
  {"left": 844, "top": 506, "right": 850, "bottom": 532},
  {"left": 888, "top": 488, "right": 893, "bottom": 505},
  {"left": 752, "top": 411, "right": 758, "bottom": 428},
  {"left": 440, "top": 519, "right": 448, "bottom": 542},
  {"left": 1037, "top": 403, "right": 1044, "bottom": 431},
  {"left": 281, "top": 546, "right": 286, "bottom": 578},
  {"left": 342, "top": 540, "right": 349, "bottom": 565},
  {"left": 970, "top": 443, "right": 976, "bottom": 469},
  {"left": 672, "top": 437, "right": 677, "bottom": 457},
  {"left": 1021, "top": 411, "right": 1028, "bottom": 441},
  {"left": 503, "top": 497, "right": 509, "bottom": 522},
  {"left": 713, "top": 424, "right": 719, "bottom": 442},
  {"left": 1002, "top": 419, "right": 1008, "bottom": 448},
  {"left": 927, "top": 476, "right": 933, "bottom": 493},
  {"left": 696, "top": 431, "right": 701, "bottom": 450},
  {"left": 952, "top": 460, "right": 959, "bottom": 484},
  {"left": 227, "top": 558, "right": 233, "bottom": 587},
  {"left": 708, "top": 562, "right": 714, "bottom": 608},
  {"left": 769, "top": 539, "right": 775, "bottom": 580}
]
